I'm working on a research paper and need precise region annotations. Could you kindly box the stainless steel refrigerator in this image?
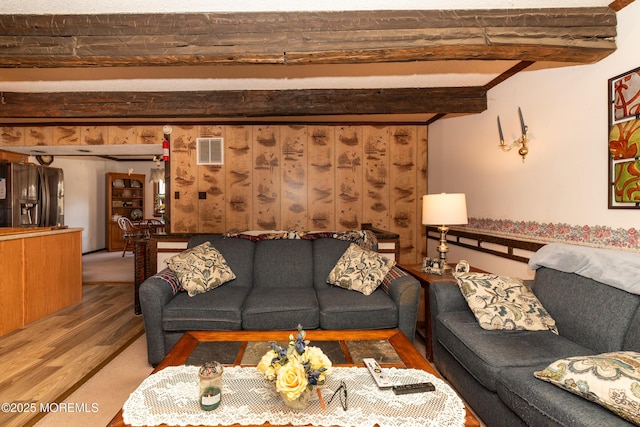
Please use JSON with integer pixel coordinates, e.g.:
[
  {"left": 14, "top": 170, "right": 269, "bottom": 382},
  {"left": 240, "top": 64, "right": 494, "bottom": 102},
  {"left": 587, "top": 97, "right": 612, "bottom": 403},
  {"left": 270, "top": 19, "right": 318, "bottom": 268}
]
[{"left": 0, "top": 162, "right": 64, "bottom": 227}]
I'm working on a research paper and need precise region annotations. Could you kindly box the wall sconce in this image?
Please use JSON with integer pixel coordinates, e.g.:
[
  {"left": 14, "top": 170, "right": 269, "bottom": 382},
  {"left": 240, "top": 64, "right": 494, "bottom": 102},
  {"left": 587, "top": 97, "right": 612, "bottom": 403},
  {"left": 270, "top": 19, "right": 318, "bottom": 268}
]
[
  {"left": 497, "top": 107, "right": 529, "bottom": 162},
  {"left": 422, "top": 193, "right": 468, "bottom": 270}
]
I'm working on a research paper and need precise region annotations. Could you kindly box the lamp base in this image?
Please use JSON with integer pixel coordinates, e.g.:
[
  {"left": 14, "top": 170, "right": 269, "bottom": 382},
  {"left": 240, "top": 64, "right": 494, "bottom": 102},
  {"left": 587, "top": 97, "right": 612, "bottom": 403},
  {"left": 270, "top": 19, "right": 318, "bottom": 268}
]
[{"left": 436, "top": 225, "right": 451, "bottom": 270}]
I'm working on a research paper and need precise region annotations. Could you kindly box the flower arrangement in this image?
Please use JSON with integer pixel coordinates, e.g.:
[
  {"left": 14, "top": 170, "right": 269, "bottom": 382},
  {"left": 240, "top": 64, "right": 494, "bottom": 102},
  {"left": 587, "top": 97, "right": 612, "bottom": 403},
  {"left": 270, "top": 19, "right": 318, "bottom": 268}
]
[{"left": 257, "top": 325, "right": 332, "bottom": 402}]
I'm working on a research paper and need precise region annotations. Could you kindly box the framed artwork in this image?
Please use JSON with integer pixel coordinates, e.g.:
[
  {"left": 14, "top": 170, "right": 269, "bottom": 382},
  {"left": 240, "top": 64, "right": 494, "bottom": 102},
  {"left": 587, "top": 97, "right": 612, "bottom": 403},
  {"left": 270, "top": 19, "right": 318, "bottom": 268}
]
[{"left": 609, "top": 66, "right": 640, "bottom": 208}]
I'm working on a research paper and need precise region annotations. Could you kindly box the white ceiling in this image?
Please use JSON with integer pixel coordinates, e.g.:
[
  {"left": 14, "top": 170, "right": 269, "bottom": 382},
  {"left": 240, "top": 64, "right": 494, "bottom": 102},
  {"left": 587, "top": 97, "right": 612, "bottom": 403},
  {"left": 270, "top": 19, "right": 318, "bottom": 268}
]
[{"left": 1, "top": 0, "right": 613, "bottom": 13}]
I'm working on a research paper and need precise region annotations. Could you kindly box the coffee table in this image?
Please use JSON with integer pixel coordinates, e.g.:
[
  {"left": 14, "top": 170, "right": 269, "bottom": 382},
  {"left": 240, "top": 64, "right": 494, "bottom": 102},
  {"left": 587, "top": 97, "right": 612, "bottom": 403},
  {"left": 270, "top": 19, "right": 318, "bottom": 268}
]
[{"left": 108, "top": 329, "right": 480, "bottom": 427}]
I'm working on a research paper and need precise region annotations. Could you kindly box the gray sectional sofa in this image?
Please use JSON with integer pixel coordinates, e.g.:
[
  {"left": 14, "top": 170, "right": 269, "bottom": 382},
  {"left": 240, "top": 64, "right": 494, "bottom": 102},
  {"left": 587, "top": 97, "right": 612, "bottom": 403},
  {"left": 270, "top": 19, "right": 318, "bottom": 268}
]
[
  {"left": 430, "top": 243, "right": 640, "bottom": 427},
  {"left": 140, "top": 233, "right": 421, "bottom": 366}
]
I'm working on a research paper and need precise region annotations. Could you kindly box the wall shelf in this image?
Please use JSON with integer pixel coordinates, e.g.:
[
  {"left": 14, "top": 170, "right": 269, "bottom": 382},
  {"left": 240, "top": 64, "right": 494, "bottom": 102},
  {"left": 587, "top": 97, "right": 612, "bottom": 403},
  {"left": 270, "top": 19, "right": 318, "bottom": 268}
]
[{"left": 426, "top": 226, "right": 545, "bottom": 264}]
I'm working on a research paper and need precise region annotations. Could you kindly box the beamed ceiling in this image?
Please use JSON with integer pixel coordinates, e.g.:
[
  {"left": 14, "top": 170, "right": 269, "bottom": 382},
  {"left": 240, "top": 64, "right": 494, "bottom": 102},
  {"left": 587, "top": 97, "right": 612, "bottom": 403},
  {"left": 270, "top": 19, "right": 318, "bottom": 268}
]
[{"left": 0, "top": 5, "right": 623, "bottom": 129}]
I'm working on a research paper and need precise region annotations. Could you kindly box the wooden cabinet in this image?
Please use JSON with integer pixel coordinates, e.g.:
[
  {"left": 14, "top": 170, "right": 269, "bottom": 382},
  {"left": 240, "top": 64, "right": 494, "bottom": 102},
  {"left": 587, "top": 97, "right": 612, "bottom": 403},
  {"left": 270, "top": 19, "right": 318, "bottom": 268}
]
[
  {"left": 0, "top": 228, "right": 82, "bottom": 337},
  {"left": 106, "top": 172, "right": 145, "bottom": 252}
]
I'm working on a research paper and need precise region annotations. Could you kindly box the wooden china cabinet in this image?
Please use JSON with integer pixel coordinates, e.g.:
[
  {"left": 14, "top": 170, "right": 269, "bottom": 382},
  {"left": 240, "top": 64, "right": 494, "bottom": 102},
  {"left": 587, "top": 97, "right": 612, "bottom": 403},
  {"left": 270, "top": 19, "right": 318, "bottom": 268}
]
[{"left": 106, "top": 172, "right": 146, "bottom": 252}]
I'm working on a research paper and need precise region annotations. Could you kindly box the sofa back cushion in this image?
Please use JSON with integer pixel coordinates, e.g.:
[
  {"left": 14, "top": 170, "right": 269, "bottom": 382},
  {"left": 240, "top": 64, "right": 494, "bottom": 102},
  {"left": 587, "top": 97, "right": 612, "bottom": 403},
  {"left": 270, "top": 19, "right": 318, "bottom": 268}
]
[
  {"left": 187, "top": 235, "right": 255, "bottom": 288},
  {"left": 532, "top": 267, "right": 640, "bottom": 353},
  {"left": 312, "top": 238, "right": 352, "bottom": 289},
  {"left": 623, "top": 308, "right": 640, "bottom": 352},
  {"left": 253, "top": 239, "right": 313, "bottom": 288}
]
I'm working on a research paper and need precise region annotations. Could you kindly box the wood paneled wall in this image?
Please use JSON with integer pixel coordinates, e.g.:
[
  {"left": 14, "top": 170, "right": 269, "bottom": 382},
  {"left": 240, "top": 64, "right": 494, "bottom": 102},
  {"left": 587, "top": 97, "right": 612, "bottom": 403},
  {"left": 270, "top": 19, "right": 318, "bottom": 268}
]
[
  {"left": 0, "top": 122, "right": 428, "bottom": 263},
  {"left": 168, "top": 124, "right": 427, "bottom": 263},
  {"left": 0, "top": 125, "right": 162, "bottom": 146}
]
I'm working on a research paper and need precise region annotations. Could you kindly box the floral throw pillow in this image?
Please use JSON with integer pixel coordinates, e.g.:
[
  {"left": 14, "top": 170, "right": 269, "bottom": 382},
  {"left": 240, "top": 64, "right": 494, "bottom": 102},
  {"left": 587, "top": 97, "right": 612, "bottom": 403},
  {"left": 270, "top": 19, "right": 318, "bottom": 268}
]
[
  {"left": 327, "top": 243, "right": 395, "bottom": 296},
  {"left": 455, "top": 272, "right": 558, "bottom": 333},
  {"left": 165, "top": 242, "right": 236, "bottom": 297},
  {"left": 534, "top": 351, "right": 640, "bottom": 425}
]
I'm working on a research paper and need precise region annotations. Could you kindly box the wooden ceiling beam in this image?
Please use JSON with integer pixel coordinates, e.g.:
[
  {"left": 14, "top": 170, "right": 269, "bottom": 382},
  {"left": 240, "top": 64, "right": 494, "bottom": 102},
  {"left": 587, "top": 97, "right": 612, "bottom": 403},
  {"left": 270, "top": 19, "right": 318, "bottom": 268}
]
[
  {"left": 0, "top": 8, "right": 616, "bottom": 67},
  {"left": 0, "top": 87, "right": 487, "bottom": 121}
]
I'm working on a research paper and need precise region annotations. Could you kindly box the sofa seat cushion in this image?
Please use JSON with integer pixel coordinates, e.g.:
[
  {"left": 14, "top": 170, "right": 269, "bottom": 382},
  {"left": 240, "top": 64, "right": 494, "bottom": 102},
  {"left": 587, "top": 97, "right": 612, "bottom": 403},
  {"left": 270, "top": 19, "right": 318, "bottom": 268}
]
[
  {"left": 162, "top": 285, "right": 249, "bottom": 331},
  {"left": 316, "top": 287, "right": 398, "bottom": 330},
  {"left": 436, "top": 310, "right": 593, "bottom": 391},
  {"left": 497, "top": 365, "right": 636, "bottom": 427},
  {"left": 242, "top": 288, "right": 319, "bottom": 330}
]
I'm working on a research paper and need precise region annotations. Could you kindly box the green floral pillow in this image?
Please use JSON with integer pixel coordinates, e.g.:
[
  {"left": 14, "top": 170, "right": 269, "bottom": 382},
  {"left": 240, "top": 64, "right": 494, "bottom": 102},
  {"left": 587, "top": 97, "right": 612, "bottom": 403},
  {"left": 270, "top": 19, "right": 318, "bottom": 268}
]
[
  {"left": 166, "top": 242, "right": 236, "bottom": 297},
  {"left": 455, "top": 272, "right": 558, "bottom": 333},
  {"left": 534, "top": 351, "right": 640, "bottom": 425},
  {"left": 327, "top": 243, "right": 395, "bottom": 296}
]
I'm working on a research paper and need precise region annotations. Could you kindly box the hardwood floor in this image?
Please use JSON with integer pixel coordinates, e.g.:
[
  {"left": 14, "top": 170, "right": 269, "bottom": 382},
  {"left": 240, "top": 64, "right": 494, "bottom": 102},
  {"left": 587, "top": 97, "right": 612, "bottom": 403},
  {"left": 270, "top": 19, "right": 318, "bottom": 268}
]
[{"left": 0, "top": 284, "right": 144, "bottom": 427}]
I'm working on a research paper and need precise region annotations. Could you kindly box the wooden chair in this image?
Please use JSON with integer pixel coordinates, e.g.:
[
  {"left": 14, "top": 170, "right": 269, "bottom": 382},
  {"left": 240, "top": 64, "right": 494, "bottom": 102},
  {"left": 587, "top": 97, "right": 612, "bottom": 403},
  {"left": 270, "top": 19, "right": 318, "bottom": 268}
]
[{"left": 117, "top": 217, "right": 145, "bottom": 257}]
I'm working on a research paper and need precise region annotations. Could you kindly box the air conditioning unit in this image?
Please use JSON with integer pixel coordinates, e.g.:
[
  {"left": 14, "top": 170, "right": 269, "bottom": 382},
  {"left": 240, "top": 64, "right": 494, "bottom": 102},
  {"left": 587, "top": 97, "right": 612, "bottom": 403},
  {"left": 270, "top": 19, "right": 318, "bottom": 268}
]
[{"left": 196, "top": 137, "right": 224, "bottom": 165}]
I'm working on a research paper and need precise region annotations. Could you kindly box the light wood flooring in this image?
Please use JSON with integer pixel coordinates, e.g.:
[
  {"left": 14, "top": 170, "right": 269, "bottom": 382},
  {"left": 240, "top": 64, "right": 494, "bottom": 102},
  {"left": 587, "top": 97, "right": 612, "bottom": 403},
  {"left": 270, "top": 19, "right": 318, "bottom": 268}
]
[{"left": 0, "top": 280, "right": 143, "bottom": 427}]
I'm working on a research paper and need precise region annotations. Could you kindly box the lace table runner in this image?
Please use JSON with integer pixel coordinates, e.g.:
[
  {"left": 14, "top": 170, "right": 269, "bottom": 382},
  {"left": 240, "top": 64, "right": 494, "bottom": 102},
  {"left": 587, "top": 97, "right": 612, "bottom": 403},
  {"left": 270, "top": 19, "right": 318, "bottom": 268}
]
[{"left": 123, "top": 366, "right": 466, "bottom": 427}]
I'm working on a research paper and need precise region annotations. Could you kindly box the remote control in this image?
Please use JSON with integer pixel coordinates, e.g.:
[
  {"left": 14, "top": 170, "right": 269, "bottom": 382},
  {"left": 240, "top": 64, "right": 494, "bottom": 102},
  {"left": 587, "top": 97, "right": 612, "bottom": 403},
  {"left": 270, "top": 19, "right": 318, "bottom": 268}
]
[
  {"left": 392, "top": 382, "right": 436, "bottom": 395},
  {"left": 363, "top": 358, "right": 393, "bottom": 389}
]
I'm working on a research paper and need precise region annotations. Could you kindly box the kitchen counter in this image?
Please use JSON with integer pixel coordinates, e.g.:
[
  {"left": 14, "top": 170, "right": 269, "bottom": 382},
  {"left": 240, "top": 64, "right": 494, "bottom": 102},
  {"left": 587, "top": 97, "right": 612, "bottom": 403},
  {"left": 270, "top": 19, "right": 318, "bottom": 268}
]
[
  {"left": 0, "top": 227, "right": 83, "bottom": 336},
  {"left": 0, "top": 226, "right": 79, "bottom": 239}
]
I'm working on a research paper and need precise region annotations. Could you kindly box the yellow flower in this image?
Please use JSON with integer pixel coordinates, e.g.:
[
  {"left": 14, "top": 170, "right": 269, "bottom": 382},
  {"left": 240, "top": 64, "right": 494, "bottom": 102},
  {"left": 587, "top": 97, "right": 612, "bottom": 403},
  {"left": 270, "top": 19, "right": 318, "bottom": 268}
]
[
  {"left": 306, "top": 346, "right": 332, "bottom": 377},
  {"left": 257, "top": 350, "right": 278, "bottom": 381},
  {"left": 275, "top": 360, "right": 309, "bottom": 400}
]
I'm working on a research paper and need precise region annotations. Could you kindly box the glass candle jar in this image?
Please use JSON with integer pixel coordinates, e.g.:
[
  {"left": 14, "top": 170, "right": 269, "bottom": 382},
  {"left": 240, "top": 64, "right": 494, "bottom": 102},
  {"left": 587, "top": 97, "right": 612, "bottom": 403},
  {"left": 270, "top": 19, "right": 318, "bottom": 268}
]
[{"left": 198, "top": 361, "right": 223, "bottom": 411}]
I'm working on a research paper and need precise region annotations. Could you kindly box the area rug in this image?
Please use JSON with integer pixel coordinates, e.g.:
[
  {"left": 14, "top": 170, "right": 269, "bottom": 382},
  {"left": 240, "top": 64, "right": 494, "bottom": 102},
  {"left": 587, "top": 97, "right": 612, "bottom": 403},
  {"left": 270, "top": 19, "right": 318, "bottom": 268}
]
[{"left": 33, "top": 334, "right": 153, "bottom": 427}]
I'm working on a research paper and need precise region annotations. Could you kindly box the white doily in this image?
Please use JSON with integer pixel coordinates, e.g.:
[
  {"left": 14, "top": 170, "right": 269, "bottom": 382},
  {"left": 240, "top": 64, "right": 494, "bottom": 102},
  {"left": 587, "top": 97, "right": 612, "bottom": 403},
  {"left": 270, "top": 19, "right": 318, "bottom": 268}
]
[{"left": 122, "top": 366, "right": 466, "bottom": 427}]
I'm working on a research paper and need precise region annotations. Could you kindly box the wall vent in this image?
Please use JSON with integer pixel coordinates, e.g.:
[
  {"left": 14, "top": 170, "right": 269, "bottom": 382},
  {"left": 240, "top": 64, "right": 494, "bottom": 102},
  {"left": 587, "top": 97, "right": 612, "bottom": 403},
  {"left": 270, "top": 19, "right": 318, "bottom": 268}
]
[{"left": 196, "top": 137, "right": 224, "bottom": 165}]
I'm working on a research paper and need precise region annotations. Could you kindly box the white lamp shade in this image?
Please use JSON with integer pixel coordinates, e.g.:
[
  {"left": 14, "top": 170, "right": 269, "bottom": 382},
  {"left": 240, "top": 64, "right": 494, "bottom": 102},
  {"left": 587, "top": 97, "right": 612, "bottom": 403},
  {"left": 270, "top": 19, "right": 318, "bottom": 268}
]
[{"left": 422, "top": 193, "right": 468, "bottom": 225}]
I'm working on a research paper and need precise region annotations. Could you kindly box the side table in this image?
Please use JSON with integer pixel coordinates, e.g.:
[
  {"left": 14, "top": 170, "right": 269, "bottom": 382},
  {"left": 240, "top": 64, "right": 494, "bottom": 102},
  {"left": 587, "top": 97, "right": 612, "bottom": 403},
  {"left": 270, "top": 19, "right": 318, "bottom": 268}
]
[{"left": 398, "top": 264, "right": 485, "bottom": 361}]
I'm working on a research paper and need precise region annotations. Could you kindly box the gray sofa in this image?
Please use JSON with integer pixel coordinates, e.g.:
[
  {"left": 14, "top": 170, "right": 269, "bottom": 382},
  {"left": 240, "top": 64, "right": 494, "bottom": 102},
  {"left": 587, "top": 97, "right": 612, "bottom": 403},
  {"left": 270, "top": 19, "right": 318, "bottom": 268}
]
[
  {"left": 430, "top": 243, "right": 640, "bottom": 427},
  {"left": 140, "top": 233, "right": 421, "bottom": 366}
]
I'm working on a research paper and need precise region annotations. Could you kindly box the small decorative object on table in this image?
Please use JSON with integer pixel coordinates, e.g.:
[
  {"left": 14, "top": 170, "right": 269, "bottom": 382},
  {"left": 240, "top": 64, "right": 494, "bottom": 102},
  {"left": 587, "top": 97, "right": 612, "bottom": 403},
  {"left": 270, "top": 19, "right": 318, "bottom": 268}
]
[
  {"left": 198, "top": 361, "right": 223, "bottom": 411},
  {"left": 454, "top": 260, "right": 470, "bottom": 275},
  {"left": 257, "top": 325, "right": 332, "bottom": 410},
  {"left": 422, "top": 257, "right": 444, "bottom": 275}
]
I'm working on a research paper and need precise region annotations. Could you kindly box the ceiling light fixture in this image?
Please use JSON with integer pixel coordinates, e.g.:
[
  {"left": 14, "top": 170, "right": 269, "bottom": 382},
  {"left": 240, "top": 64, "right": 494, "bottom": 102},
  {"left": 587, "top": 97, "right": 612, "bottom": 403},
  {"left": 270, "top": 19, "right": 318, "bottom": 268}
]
[{"left": 149, "top": 156, "right": 165, "bottom": 183}]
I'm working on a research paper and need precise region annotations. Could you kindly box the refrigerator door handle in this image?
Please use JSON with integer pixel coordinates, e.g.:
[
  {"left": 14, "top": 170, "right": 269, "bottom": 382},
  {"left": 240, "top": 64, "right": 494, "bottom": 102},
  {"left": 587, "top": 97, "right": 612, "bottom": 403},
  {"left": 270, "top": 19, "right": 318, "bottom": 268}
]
[
  {"left": 38, "top": 167, "right": 50, "bottom": 227},
  {"left": 43, "top": 170, "right": 50, "bottom": 226}
]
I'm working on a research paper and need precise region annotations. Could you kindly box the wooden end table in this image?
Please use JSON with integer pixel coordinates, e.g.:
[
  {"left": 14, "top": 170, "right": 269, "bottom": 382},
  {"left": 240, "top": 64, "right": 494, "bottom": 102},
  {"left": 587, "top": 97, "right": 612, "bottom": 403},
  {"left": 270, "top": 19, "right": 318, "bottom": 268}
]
[{"left": 398, "top": 264, "right": 485, "bottom": 362}]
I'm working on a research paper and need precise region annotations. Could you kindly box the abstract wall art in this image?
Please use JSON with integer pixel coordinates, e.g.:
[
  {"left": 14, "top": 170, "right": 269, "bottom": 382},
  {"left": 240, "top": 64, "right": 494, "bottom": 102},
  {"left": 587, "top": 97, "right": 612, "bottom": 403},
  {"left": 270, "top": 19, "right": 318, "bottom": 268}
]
[{"left": 609, "top": 66, "right": 640, "bottom": 208}]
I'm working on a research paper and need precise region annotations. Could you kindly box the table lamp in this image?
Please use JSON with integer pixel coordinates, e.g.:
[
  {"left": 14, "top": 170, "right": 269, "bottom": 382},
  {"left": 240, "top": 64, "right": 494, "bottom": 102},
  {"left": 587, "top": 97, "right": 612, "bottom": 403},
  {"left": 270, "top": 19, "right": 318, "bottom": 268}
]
[{"left": 422, "top": 193, "right": 468, "bottom": 270}]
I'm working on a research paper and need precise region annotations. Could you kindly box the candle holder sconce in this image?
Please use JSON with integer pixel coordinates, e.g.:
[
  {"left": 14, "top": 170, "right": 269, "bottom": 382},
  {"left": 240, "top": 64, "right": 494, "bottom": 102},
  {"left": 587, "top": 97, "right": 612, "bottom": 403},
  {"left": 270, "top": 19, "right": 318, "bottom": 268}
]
[{"left": 497, "top": 107, "right": 529, "bottom": 163}]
